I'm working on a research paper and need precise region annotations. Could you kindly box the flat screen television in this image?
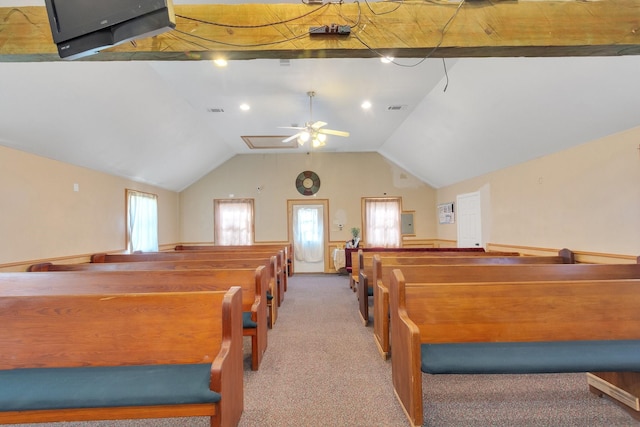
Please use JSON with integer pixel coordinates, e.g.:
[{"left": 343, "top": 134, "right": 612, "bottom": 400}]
[{"left": 44, "top": 0, "right": 176, "bottom": 60}]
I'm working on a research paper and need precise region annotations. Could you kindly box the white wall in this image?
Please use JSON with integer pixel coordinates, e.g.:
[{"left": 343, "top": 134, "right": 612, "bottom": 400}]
[{"left": 437, "top": 126, "right": 640, "bottom": 256}]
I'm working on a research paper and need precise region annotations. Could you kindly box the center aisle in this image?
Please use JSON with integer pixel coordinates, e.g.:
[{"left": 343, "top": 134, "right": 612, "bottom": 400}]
[{"left": 239, "top": 273, "right": 407, "bottom": 426}]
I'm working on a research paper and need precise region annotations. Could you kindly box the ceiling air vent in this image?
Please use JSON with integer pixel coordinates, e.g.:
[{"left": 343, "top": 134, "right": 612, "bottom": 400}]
[
  {"left": 207, "top": 108, "right": 225, "bottom": 113},
  {"left": 387, "top": 105, "right": 408, "bottom": 111}
]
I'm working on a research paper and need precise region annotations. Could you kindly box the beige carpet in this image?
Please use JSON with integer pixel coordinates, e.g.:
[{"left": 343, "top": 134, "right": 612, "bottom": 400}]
[{"left": 9, "top": 273, "right": 638, "bottom": 427}]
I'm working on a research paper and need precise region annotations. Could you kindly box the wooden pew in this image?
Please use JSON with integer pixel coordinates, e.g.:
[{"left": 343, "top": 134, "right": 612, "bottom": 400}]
[
  {"left": 351, "top": 248, "right": 522, "bottom": 292},
  {"left": 175, "top": 243, "right": 293, "bottom": 277},
  {"left": 356, "top": 249, "right": 571, "bottom": 328},
  {"left": 0, "top": 287, "right": 243, "bottom": 427},
  {"left": 30, "top": 256, "right": 280, "bottom": 328},
  {"left": 13, "top": 268, "right": 268, "bottom": 371},
  {"left": 92, "top": 250, "right": 287, "bottom": 306},
  {"left": 344, "top": 246, "right": 487, "bottom": 286},
  {"left": 346, "top": 247, "right": 491, "bottom": 290},
  {"left": 373, "top": 260, "right": 640, "bottom": 359},
  {"left": 186, "top": 248, "right": 288, "bottom": 297},
  {"left": 173, "top": 246, "right": 289, "bottom": 289},
  {"left": 390, "top": 271, "right": 640, "bottom": 427}
]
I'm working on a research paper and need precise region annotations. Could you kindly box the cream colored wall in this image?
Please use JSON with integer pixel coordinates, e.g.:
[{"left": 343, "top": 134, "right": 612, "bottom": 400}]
[
  {"left": 6, "top": 126, "right": 635, "bottom": 268},
  {"left": 436, "top": 126, "right": 640, "bottom": 256},
  {"left": 179, "top": 152, "right": 437, "bottom": 244},
  {"left": 0, "top": 146, "right": 180, "bottom": 267}
]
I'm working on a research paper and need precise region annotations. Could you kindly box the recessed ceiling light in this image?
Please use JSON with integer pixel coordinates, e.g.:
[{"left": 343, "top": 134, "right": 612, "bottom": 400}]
[
  {"left": 240, "top": 103, "right": 250, "bottom": 111},
  {"left": 213, "top": 58, "right": 228, "bottom": 67},
  {"left": 361, "top": 100, "right": 372, "bottom": 110},
  {"left": 380, "top": 56, "right": 394, "bottom": 64}
]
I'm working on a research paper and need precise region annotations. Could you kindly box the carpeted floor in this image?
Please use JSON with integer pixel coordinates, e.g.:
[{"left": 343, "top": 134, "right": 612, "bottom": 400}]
[{"left": 9, "top": 273, "right": 638, "bottom": 426}]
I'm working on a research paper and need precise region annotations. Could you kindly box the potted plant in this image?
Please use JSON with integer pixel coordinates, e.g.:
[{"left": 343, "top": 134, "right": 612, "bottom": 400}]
[{"left": 350, "top": 227, "right": 360, "bottom": 248}]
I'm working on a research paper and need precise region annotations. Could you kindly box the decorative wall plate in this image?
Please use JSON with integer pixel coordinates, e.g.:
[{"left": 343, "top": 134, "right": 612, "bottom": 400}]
[{"left": 296, "top": 171, "right": 321, "bottom": 196}]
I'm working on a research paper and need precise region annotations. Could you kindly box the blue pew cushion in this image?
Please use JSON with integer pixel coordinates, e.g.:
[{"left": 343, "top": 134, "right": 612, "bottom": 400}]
[
  {"left": 243, "top": 311, "right": 257, "bottom": 328},
  {"left": 421, "top": 340, "right": 640, "bottom": 374},
  {"left": 0, "top": 363, "right": 219, "bottom": 411}
]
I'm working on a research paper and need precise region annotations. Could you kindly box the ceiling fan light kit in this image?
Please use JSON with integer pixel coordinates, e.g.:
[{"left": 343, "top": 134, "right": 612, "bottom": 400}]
[{"left": 281, "top": 91, "right": 350, "bottom": 148}]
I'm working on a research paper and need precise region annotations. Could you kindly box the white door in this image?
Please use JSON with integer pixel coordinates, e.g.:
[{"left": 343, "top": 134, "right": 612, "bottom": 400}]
[
  {"left": 292, "top": 204, "right": 325, "bottom": 273},
  {"left": 456, "top": 191, "right": 482, "bottom": 248}
]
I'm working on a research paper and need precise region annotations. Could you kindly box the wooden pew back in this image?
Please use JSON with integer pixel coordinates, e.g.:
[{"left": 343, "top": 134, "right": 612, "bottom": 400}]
[
  {"left": 7, "top": 268, "right": 266, "bottom": 312},
  {"left": 5, "top": 267, "right": 268, "bottom": 371},
  {"left": 29, "top": 257, "right": 280, "bottom": 327},
  {"left": 369, "top": 254, "right": 610, "bottom": 359},
  {"left": 360, "top": 248, "right": 573, "bottom": 279},
  {"left": 92, "top": 250, "right": 287, "bottom": 297},
  {"left": 0, "top": 289, "right": 237, "bottom": 368},
  {"left": 31, "top": 258, "right": 275, "bottom": 273},
  {"left": 352, "top": 249, "right": 524, "bottom": 289},
  {"left": 398, "top": 276, "right": 640, "bottom": 343},
  {"left": 92, "top": 250, "right": 282, "bottom": 265},
  {"left": 175, "top": 244, "right": 293, "bottom": 276},
  {"left": 346, "top": 247, "right": 485, "bottom": 287},
  {"left": 356, "top": 251, "right": 571, "bottom": 327},
  {"left": 345, "top": 246, "right": 486, "bottom": 275},
  {"left": 376, "top": 261, "right": 640, "bottom": 288}
]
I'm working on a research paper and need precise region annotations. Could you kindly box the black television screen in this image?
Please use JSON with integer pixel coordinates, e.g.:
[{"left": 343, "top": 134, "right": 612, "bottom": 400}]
[{"left": 44, "top": 0, "right": 175, "bottom": 60}]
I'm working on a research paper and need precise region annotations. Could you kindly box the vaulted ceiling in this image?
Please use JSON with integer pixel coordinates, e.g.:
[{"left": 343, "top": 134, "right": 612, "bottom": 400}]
[{"left": 1, "top": 1, "right": 639, "bottom": 192}]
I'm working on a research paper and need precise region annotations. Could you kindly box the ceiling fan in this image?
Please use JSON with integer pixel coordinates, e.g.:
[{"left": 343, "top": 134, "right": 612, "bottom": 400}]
[{"left": 281, "top": 91, "right": 350, "bottom": 148}]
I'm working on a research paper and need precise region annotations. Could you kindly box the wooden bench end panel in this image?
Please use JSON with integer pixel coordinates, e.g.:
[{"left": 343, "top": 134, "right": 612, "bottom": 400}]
[
  {"left": 211, "top": 286, "right": 244, "bottom": 427},
  {"left": 389, "top": 270, "right": 424, "bottom": 427}
]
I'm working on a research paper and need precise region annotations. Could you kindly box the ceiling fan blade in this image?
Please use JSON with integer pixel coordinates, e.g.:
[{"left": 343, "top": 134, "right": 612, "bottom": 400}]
[
  {"left": 310, "top": 121, "right": 327, "bottom": 130},
  {"left": 318, "top": 128, "right": 350, "bottom": 137},
  {"left": 278, "top": 126, "right": 305, "bottom": 130},
  {"left": 282, "top": 133, "right": 301, "bottom": 143}
]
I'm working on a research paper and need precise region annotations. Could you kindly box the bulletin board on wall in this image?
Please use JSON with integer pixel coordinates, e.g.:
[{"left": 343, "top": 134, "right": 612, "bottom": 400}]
[{"left": 438, "top": 202, "right": 455, "bottom": 224}]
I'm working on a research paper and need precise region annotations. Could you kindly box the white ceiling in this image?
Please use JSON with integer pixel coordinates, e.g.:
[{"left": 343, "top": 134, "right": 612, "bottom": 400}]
[{"left": 1, "top": 1, "right": 640, "bottom": 192}]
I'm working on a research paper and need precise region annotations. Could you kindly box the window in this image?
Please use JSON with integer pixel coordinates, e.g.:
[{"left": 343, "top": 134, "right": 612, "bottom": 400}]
[
  {"left": 363, "top": 197, "right": 401, "bottom": 247},
  {"left": 292, "top": 205, "right": 324, "bottom": 263},
  {"left": 214, "top": 199, "right": 254, "bottom": 245},
  {"left": 126, "top": 189, "right": 158, "bottom": 252}
]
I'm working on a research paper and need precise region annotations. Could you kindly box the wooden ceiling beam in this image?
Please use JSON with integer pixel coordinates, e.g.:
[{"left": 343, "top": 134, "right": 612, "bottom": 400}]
[{"left": 1, "top": 1, "right": 639, "bottom": 62}]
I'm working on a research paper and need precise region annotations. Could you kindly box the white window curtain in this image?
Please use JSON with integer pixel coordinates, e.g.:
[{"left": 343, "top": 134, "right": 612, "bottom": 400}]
[
  {"left": 127, "top": 190, "right": 158, "bottom": 252},
  {"left": 214, "top": 199, "right": 254, "bottom": 245},
  {"left": 293, "top": 206, "right": 324, "bottom": 263},
  {"left": 364, "top": 198, "right": 401, "bottom": 248}
]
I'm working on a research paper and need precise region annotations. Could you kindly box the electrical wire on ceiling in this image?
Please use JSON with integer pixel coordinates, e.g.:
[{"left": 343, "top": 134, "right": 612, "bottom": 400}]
[
  {"left": 174, "top": 3, "right": 330, "bottom": 29},
  {"left": 442, "top": 58, "right": 450, "bottom": 92},
  {"left": 168, "top": 28, "right": 310, "bottom": 49},
  {"left": 169, "top": 2, "right": 334, "bottom": 49},
  {"left": 339, "top": 0, "right": 464, "bottom": 91},
  {"left": 362, "top": 0, "right": 404, "bottom": 15},
  {"left": 344, "top": 0, "right": 466, "bottom": 68},
  {"left": 168, "top": 0, "right": 466, "bottom": 70}
]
